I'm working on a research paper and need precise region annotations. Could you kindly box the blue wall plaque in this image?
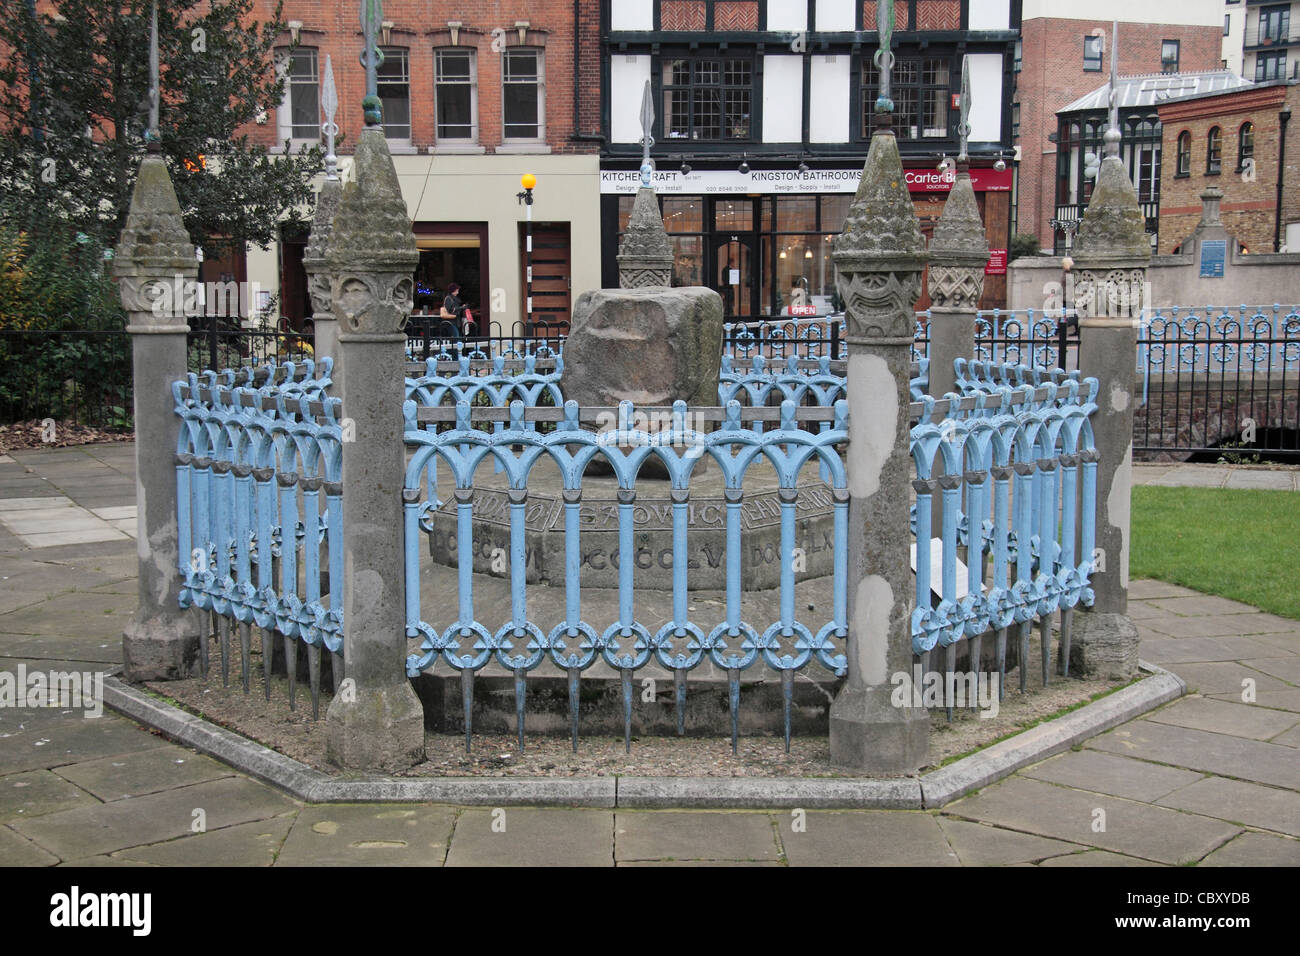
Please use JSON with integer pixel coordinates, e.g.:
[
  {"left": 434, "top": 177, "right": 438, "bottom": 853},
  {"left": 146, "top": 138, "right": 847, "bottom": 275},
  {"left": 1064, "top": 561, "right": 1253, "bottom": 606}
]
[{"left": 1199, "top": 239, "right": 1226, "bottom": 278}]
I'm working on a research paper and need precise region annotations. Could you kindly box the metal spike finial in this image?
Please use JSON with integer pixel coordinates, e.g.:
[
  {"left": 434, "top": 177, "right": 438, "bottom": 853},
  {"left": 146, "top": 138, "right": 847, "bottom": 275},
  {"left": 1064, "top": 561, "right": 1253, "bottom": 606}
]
[
  {"left": 321, "top": 54, "right": 339, "bottom": 180},
  {"left": 957, "top": 54, "right": 971, "bottom": 163},
  {"left": 1105, "top": 20, "right": 1120, "bottom": 157},
  {"left": 638, "top": 79, "right": 655, "bottom": 187},
  {"left": 146, "top": 0, "right": 160, "bottom": 148},
  {"left": 873, "top": 0, "right": 896, "bottom": 114},
  {"left": 360, "top": 0, "right": 385, "bottom": 125}
]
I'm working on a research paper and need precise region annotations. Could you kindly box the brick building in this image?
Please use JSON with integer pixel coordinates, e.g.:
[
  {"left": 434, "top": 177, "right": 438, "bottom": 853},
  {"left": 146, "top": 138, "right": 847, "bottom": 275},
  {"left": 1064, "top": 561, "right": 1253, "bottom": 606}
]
[
  {"left": 236, "top": 0, "right": 605, "bottom": 332},
  {"left": 1156, "top": 79, "right": 1300, "bottom": 253},
  {"left": 1014, "top": 0, "right": 1224, "bottom": 252},
  {"left": 599, "top": 0, "right": 1019, "bottom": 312}
]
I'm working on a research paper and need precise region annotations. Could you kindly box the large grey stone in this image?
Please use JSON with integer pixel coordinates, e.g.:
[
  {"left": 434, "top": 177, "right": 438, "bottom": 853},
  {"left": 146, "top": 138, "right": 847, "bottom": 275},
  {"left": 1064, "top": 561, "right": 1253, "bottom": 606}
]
[{"left": 560, "top": 287, "right": 724, "bottom": 410}]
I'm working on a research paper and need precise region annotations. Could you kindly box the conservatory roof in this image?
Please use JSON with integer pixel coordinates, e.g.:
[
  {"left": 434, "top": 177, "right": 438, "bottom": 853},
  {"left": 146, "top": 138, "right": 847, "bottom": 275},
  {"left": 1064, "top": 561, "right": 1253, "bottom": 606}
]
[{"left": 1057, "top": 71, "right": 1253, "bottom": 114}]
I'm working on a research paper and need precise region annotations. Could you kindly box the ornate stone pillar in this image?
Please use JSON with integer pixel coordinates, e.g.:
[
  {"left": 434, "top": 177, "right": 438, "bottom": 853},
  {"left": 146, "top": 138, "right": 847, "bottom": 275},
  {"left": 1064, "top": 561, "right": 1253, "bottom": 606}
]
[
  {"left": 323, "top": 125, "right": 426, "bottom": 770},
  {"left": 115, "top": 152, "right": 203, "bottom": 680},
  {"left": 617, "top": 186, "right": 673, "bottom": 288},
  {"left": 828, "top": 115, "right": 930, "bottom": 772},
  {"left": 1069, "top": 128, "right": 1150, "bottom": 680},
  {"left": 926, "top": 162, "right": 988, "bottom": 399}
]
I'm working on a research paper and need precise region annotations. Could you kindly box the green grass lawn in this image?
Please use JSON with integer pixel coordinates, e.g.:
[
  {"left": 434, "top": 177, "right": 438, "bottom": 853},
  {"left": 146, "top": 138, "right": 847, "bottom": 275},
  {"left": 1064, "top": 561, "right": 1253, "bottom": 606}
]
[{"left": 1130, "top": 485, "right": 1300, "bottom": 620}]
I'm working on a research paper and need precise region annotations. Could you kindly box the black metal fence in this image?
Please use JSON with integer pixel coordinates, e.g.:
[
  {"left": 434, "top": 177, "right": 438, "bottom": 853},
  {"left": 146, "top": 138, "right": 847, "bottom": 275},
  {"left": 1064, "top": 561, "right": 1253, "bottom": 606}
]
[
  {"left": 0, "top": 319, "right": 313, "bottom": 429},
  {"left": 1135, "top": 306, "right": 1300, "bottom": 462}
]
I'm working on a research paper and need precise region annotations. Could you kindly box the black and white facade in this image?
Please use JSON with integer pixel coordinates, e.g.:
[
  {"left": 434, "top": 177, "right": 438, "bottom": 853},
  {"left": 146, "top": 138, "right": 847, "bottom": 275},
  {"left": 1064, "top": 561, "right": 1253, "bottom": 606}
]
[{"left": 597, "top": 0, "right": 1021, "bottom": 313}]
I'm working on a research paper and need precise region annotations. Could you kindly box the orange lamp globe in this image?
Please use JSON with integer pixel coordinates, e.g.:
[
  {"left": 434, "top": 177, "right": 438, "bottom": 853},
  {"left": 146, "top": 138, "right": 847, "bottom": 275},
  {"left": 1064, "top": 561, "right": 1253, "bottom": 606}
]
[{"left": 521, "top": 173, "right": 537, "bottom": 190}]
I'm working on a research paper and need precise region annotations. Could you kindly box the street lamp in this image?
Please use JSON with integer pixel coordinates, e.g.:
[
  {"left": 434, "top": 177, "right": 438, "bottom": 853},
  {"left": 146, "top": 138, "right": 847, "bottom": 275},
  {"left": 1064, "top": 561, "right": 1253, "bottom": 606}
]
[{"left": 517, "top": 173, "right": 536, "bottom": 336}]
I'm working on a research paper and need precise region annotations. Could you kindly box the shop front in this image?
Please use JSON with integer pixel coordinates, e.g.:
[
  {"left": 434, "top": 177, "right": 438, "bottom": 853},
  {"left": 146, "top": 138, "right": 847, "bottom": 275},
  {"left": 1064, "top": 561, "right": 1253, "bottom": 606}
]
[{"left": 600, "top": 162, "right": 1013, "bottom": 318}]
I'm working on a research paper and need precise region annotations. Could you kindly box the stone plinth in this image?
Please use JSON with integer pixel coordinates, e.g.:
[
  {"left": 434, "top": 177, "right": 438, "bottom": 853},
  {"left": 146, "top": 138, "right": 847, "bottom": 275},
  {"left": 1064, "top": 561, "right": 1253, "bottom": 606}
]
[{"left": 426, "top": 465, "right": 837, "bottom": 591}]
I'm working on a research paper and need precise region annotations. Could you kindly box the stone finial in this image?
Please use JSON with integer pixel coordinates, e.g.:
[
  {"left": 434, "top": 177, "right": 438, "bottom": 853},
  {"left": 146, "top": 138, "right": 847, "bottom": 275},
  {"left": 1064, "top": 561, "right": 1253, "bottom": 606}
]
[
  {"left": 1198, "top": 186, "right": 1224, "bottom": 227},
  {"left": 113, "top": 154, "right": 197, "bottom": 318},
  {"left": 1072, "top": 156, "right": 1151, "bottom": 262},
  {"left": 303, "top": 176, "right": 343, "bottom": 317},
  {"left": 617, "top": 187, "right": 673, "bottom": 288},
  {"left": 831, "top": 129, "right": 927, "bottom": 339},
  {"left": 927, "top": 167, "right": 988, "bottom": 311},
  {"left": 324, "top": 127, "right": 418, "bottom": 336}
]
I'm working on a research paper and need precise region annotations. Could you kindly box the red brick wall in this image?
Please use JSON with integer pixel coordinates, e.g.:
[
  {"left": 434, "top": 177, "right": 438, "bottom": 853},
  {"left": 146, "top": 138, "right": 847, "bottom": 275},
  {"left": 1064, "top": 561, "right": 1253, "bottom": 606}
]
[
  {"left": 1015, "top": 17, "right": 1224, "bottom": 248},
  {"left": 1157, "top": 84, "right": 1300, "bottom": 254},
  {"left": 239, "top": 0, "right": 601, "bottom": 154}
]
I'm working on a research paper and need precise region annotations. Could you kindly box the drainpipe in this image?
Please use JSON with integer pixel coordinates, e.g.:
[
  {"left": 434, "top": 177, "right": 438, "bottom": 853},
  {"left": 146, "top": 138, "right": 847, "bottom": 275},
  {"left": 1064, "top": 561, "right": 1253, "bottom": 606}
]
[
  {"left": 1275, "top": 107, "right": 1290, "bottom": 252},
  {"left": 570, "top": 0, "right": 605, "bottom": 144}
]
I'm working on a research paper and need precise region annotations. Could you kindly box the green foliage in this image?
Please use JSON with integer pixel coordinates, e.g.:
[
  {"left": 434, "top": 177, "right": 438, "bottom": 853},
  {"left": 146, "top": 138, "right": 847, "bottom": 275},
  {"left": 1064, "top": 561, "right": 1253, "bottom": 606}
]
[
  {"left": 0, "top": 212, "right": 131, "bottom": 425},
  {"left": 0, "top": 0, "right": 322, "bottom": 255},
  {"left": 1008, "top": 232, "right": 1044, "bottom": 262}
]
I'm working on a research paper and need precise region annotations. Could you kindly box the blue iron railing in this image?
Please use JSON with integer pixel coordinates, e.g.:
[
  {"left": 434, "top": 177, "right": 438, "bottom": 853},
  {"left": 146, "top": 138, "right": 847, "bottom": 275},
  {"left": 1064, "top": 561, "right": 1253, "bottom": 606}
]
[
  {"left": 909, "top": 377, "right": 1101, "bottom": 710},
  {"left": 172, "top": 358, "right": 342, "bottom": 717}
]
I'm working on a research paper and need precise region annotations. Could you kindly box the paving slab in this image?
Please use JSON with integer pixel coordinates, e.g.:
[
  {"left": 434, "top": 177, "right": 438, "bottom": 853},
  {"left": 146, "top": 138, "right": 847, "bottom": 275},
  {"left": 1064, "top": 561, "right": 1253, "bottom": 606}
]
[
  {"left": 1146, "top": 696, "right": 1300, "bottom": 741},
  {"left": 1198, "top": 830, "right": 1300, "bottom": 866},
  {"left": 1223, "top": 470, "right": 1296, "bottom": 490},
  {"left": 1086, "top": 720, "right": 1300, "bottom": 789},
  {"left": 276, "top": 805, "right": 457, "bottom": 866},
  {"left": 57, "top": 855, "right": 157, "bottom": 866},
  {"left": 1155, "top": 775, "right": 1300, "bottom": 837},
  {"left": 1146, "top": 595, "right": 1265, "bottom": 617},
  {"left": 1206, "top": 684, "right": 1300, "bottom": 715},
  {"left": 1170, "top": 661, "right": 1294, "bottom": 696},
  {"left": 0, "top": 823, "right": 59, "bottom": 865},
  {"left": 0, "top": 497, "right": 74, "bottom": 513},
  {"left": 445, "top": 808, "right": 613, "bottom": 867},
  {"left": 53, "top": 746, "right": 232, "bottom": 801},
  {"left": 1126, "top": 602, "right": 1166, "bottom": 621},
  {"left": 0, "top": 769, "right": 100, "bottom": 823},
  {"left": 0, "top": 634, "right": 123, "bottom": 664},
  {"left": 779, "top": 811, "right": 959, "bottom": 867},
  {"left": 0, "top": 590, "right": 136, "bottom": 636},
  {"left": 1020, "top": 749, "right": 1204, "bottom": 803},
  {"left": 619, "top": 859, "right": 782, "bottom": 866},
  {"left": 944, "top": 776, "right": 1240, "bottom": 865},
  {"left": 9, "top": 776, "right": 299, "bottom": 858},
  {"left": 614, "top": 810, "right": 780, "bottom": 862},
  {"left": 1240, "top": 658, "right": 1300, "bottom": 684},
  {"left": 1140, "top": 636, "right": 1281, "bottom": 664},
  {"left": 1036, "top": 849, "right": 1162, "bottom": 866},
  {"left": 119, "top": 815, "right": 296, "bottom": 867},
  {"left": 1269, "top": 724, "right": 1300, "bottom": 747},
  {"left": 1143, "top": 615, "right": 1300, "bottom": 639},
  {"left": 935, "top": 816, "right": 1085, "bottom": 866},
  {"left": 0, "top": 714, "right": 161, "bottom": 774}
]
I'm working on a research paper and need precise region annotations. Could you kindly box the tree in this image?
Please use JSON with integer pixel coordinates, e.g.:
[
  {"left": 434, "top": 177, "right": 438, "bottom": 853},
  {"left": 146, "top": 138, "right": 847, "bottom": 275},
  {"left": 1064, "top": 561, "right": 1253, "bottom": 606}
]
[{"left": 0, "top": 0, "right": 322, "bottom": 256}]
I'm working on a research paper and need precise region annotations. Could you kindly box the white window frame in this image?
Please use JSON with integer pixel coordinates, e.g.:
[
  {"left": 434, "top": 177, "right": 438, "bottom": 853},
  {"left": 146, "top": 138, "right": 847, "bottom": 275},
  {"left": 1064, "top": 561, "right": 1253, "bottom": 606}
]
[
  {"left": 434, "top": 48, "right": 479, "bottom": 145},
  {"left": 276, "top": 46, "right": 320, "bottom": 148},
  {"left": 502, "top": 48, "right": 546, "bottom": 145},
  {"left": 377, "top": 46, "right": 412, "bottom": 144}
]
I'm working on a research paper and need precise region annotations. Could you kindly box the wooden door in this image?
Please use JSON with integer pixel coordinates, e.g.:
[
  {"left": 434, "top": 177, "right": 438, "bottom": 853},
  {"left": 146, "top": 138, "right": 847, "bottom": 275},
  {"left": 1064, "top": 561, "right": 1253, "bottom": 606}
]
[{"left": 520, "top": 222, "right": 572, "bottom": 334}]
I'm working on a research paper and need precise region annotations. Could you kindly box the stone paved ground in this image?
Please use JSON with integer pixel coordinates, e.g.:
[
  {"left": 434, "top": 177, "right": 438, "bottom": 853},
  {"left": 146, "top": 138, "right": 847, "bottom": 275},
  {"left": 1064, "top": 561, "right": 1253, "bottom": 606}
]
[{"left": 0, "top": 445, "right": 1297, "bottom": 865}]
